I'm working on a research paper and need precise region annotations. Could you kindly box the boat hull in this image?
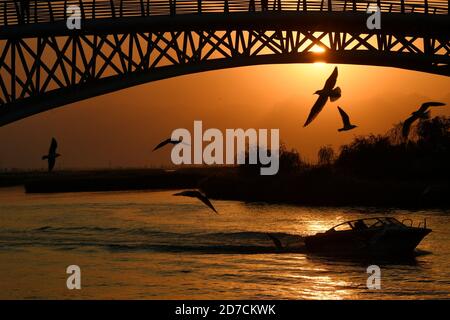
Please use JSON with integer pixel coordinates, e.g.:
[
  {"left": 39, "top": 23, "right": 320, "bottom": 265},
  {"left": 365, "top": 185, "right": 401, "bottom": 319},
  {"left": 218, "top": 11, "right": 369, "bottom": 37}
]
[{"left": 304, "top": 227, "right": 431, "bottom": 256}]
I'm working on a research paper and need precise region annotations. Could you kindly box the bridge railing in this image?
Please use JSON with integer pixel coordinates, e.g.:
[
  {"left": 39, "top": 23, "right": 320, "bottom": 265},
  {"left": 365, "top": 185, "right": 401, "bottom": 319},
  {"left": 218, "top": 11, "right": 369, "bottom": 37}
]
[{"left": 0, "top": 0, "right": 448, "bottom": 26}]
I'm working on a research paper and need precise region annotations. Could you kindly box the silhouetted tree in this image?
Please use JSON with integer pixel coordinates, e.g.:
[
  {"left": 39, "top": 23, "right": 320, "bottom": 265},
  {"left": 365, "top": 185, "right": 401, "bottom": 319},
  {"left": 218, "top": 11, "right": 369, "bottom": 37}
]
[
  {"left": 239, "top": 142, "right": 304, "bottom": 176},
  {"left": 336, "top": 116, "right": 450, "bottom": 180},
  {"left": 416, "top": 116, "right": 450, "bottom": 149},
  {"left": 318, "top": 145, "right": 335, "bottom": 166},
  {"left": 278, "top": 143, "right": 303, "bottom": 173},
  {"left": 386, "top": 121, "right": 405, "bottom": 145}
]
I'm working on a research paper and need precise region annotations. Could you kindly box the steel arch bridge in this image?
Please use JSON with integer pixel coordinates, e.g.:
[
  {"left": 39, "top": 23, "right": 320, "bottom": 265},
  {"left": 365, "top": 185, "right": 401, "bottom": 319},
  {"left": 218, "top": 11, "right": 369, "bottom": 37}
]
[{"left": 0, "top": 0, "right": 449, "bottom": 126}]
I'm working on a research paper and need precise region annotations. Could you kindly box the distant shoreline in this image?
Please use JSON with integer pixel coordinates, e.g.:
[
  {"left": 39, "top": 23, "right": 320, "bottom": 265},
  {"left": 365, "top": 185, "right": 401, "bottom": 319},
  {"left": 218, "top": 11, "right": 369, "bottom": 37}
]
[
  {"left": 0, "top": 168, "right": 210, "bottom": 193},
  {"left": 1, "top": 167, "right": 449, "bottom": 209}
]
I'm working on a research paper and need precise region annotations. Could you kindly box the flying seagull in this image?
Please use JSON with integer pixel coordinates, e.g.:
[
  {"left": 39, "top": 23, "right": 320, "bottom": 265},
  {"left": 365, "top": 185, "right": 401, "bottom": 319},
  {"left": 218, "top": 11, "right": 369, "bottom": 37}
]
[
  {"left": 304, "top": 66, "right": 341, "bottom": 127},
  {"left": 337, "top": 106, "right": 357, "bottom": 132},
  {"left": 42, "top": 137, "right": 61, "bottom": 172},
  {"left": 266, "top": 233, "right": 283, "bottom": 250},
  {"left": 173, "top": 190, "right": 218, "bottom": 213},
  {"left": 152, "top": 138, "right": 182, "bottom": 152},
  {"left": 402, "top": 102, "right": 446, "bottom": 139}
]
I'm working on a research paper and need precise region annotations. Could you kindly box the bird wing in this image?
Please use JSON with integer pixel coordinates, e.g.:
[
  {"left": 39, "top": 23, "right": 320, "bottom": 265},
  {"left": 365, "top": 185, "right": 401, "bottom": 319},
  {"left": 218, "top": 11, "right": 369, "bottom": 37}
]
[
  {"left": 267, "top": 233, "right": 283, "bottom": 249},
  {"left": 303, "top": 94, "right": 328, "bottom": 127},
  {"left": 173, "top": 190, "right": 197, "bottom": 197},
  {"left": 418, "top": 101, "right": 446, "bottom": 113},
  {"left": 48, "top": 157, "right": 56, "bottom": 172},
  {"left": 198, "top": 194, "right": 218, "bottom": 214},
  {"left": 49, "top": 138, "right": 57, "bottom": 155},
  {"left": 329, "top": 87, "right": 342, "bottom": 102},
  {"left": 174, "top": 190, "right": 217, "bottom": 213},
  {"left": 337, "top": 106, "right": 351, "bottom": 127},
  {"left": 152, "top": 138, "right": 171, "bottom": 151},
  {"left": 323, "top": 66, "right": 338, "bottom": 91},
  {"left": 402, "top": 115, "right": 417, "bottom": 138},
  {"left": 422, "top": 110, "right": 431, "bottom": 120}
]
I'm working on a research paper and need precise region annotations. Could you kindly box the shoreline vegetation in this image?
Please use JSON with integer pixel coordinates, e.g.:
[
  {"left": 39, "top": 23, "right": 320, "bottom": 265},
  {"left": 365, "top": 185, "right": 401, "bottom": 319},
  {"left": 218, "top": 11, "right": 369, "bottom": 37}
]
[{"left": 1, "top": 116, "right": 449, "bottom": 209}]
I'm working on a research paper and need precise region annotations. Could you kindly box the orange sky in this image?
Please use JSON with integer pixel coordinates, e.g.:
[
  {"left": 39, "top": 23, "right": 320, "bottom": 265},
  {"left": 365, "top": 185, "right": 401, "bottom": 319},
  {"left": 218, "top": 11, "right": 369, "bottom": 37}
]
[{"left": 0, "top": 63, "right": 449, "bottom": 170}]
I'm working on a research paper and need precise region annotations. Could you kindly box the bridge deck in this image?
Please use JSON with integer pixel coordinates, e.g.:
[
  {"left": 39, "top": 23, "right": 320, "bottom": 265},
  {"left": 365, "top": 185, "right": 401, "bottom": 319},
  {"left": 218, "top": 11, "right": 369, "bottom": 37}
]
[{"left": 1, "top": 0, "right": 448, "bottom": 27}]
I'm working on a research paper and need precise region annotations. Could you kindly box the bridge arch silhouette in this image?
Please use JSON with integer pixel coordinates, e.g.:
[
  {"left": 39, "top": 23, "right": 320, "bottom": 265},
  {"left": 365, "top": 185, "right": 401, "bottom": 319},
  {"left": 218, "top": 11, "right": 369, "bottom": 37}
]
[{"left": 0, "top": 0, "right": 448, "bottom": 126}]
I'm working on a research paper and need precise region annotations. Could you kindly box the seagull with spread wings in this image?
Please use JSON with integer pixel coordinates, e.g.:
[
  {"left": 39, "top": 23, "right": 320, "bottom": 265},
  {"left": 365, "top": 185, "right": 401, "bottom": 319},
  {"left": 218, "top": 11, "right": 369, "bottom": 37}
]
[
  {"left": 337, "top": 106, "right": 357, "bottom": 132},
  {"left": 173, "top": 190, "right": 218, "bottom": 214},
  {"left": 42, "top": 137, "right": 61, "bottom": 172},
  {"left": 304, "top": 66, "right": 342, "bottom": 127},
  {"left": 152, "top": 138, "right": 182, "bottom": 152},
  {"left": 402, "top": 102, "right": 446, "bottom": 139}
]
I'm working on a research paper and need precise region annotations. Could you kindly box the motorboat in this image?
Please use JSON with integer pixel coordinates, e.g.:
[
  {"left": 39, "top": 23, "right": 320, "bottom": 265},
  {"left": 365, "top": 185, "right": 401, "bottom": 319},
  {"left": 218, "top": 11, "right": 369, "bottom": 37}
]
[{"left": 304, "top": 217, "right": 431, "bottom": 256}]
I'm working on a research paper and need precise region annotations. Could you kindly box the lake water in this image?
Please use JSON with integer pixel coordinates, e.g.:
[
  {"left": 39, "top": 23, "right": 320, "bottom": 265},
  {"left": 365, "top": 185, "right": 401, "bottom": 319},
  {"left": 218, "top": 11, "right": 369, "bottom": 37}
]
[{"left": 0, "top": 187, "right": 449, "bottom": 299}]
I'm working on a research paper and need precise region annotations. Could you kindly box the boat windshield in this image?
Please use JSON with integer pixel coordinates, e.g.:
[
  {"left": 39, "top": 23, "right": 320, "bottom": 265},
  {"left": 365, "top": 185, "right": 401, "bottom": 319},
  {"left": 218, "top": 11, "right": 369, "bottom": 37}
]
[
  {"left": 370, "top": 217, "right": 404, "bottom": 228},
  {"left": 327, "top": 217, "right": 405, "bottom": 232}
]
